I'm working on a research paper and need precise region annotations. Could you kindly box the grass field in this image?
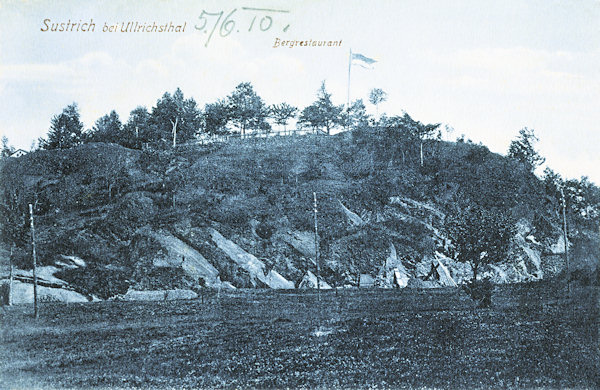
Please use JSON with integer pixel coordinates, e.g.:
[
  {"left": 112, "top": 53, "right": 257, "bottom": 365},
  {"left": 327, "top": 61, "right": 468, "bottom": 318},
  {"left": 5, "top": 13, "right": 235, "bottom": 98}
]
[{"left": 1, "top": 283, "right": 598, "bottom": 389}]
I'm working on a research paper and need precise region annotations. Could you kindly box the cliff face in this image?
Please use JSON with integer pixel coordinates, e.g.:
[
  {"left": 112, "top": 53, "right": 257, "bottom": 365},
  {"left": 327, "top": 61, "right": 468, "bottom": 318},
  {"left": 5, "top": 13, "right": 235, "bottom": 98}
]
[{"left": 1, "top": 134, "right": 596, "bottom": 298}]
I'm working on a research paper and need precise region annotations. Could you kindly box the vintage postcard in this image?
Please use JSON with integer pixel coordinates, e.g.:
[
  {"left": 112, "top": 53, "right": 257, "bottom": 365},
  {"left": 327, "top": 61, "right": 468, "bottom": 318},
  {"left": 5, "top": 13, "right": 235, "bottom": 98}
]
[{"left": 1, "top": 1, "right": 598, "bottom": 389}]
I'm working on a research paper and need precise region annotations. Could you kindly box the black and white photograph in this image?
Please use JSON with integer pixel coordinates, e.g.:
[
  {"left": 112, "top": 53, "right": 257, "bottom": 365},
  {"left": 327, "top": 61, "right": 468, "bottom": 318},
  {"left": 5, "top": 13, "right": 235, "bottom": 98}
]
[{"left": 1, "top": 0, "right": 599, "bottom": 388}]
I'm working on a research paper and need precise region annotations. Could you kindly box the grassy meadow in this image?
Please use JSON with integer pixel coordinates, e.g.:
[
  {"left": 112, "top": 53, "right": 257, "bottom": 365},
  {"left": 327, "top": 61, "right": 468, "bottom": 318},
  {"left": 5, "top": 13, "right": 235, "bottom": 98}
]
[{"left": 1, "top": 284, "right": 598, "bottom": 389}]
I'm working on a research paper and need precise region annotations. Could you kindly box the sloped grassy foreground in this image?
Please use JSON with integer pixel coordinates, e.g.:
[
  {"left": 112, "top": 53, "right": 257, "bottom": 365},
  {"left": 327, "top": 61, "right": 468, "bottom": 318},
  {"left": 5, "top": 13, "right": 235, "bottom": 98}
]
[{"left": 1, "top": 284, "right": 598, "bottom": 389}]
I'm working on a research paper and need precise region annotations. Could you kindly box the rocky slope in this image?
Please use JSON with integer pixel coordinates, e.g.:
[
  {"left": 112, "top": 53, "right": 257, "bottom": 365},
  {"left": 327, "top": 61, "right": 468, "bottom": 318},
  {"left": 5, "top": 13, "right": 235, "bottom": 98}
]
[{"left": 1, "top": 132, "right": 597, "bottom": 300}]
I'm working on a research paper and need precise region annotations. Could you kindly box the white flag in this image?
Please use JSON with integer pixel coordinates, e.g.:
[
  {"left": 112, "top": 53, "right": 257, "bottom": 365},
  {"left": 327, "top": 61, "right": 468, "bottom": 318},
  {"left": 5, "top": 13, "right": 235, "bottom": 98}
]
[{"left": 351, "top": 53, "right": 377, "bottom": 69}]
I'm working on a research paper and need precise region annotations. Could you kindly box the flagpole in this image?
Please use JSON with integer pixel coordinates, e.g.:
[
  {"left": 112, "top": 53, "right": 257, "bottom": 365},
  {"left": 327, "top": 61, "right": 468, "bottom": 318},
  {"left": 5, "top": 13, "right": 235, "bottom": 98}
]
[{"left": 347, "top": 48, "right": 352, "bottom": 131}]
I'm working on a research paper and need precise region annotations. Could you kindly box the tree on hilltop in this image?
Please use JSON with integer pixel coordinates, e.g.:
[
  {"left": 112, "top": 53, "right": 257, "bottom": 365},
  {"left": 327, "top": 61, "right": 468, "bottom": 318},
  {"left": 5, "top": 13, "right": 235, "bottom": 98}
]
[
  {"left": 400, "top": 113, "right": 440, "bottom": 166},
  {"left": 369, "top": 88, "right": 387, "bottom": 120},
  {"left": 150, "top": 88, "right": 202, "bottom": 147},
  {"left": 508, "top": 127, "right": 545, "bottom": 172},
  {"left": 298, "top": 81, "right": 343, "bottom": 135},
  {"left": 345, "top": 99, "right": 370, "bottom": 130},
  {"left": 270, "top": 102, "right": 298, "bottom": 133},
  {"left": 40, "top": 103, "right": 84, "bottom": 150},
  {"left": 227, "top": 82, "right": 270, "bottom": 136},
  {"left": 204, "top": 100, "right": 232, "bottom": 135},
  {"left": 86, "top": 110, "right": 123, "bottom": 144},
  {"left": 1, "top": 136, "right": 15, "bottom": 157},
  {"left": 123, "top": 106, "right": 151, "bottom": 149}
]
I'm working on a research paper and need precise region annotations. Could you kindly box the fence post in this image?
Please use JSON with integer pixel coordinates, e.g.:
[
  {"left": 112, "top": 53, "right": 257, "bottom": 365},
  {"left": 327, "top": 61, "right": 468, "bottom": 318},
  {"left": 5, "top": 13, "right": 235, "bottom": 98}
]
[{"left": 29, "top": 204, "right": 38, "bottom": 319}]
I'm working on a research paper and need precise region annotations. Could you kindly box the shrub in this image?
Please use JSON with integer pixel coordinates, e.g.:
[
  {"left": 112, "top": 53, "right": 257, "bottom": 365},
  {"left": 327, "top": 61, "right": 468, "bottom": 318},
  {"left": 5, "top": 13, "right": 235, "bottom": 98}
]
[
  {"left": 462, "top": 279, "right": 494, "bottom": 308},
  {"left": 255, "top": 222, "right": 274, "bottom": 240},
  {"left": 0, "top": 281, "right": 9, "bottom": 305},
  {"left": 56, "top": 266, "right": 130, "bottom": 300}
]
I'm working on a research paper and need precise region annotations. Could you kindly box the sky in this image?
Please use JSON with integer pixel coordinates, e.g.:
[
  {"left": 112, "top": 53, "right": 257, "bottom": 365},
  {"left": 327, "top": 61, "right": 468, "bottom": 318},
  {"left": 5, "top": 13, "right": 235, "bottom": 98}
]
[{"left": 1, "top": 0, "right": 599, "bottom": 183}]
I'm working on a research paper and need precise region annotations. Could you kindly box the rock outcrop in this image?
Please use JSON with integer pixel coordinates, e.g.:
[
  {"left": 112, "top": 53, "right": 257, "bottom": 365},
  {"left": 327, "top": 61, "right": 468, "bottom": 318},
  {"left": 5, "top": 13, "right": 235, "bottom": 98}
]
[
  {"left": 209, "top": 228, "right": 294, "bottom": 289},
  {"left": 298, "top": 270, "right": 332, "bottom": 289}
]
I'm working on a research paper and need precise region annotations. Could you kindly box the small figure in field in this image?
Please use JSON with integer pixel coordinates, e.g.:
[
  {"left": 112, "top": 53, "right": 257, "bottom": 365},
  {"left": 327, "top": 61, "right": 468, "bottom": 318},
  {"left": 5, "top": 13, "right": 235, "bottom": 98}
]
[
  {"left": 198, "top": 277, "right": 206, "bottom": 304},
  {"left": 423, "top": 261, "right": 440, "bottom": 281}
]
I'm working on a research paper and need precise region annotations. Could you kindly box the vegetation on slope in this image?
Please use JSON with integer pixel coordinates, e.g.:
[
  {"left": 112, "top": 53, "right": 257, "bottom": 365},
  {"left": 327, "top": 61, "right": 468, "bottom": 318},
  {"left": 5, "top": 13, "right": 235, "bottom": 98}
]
[{"left": 2, "top": 120, "right": 599, "bottom": 298}]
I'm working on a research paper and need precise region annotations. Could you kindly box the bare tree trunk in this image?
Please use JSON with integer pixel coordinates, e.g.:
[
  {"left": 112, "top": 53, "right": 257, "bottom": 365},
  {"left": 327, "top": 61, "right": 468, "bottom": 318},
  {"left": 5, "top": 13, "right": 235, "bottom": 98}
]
[
  {"left": 171, "top": 118, "right": 178, "bottom": 148},
  {"left": 420, "top": 141, "right": 424, "bottom": 167}
]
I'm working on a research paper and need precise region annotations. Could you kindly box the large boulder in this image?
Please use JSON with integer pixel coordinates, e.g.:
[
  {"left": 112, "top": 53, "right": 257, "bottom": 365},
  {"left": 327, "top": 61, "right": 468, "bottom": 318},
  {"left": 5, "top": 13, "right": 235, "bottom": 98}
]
[
  {"left": 4, "top": 265, "right": 92, "bottom": 304},
  {"left": 129, "top": 228, "right": 226, "bottom": 289},
  {"left": 7, "top": 281, "right": 89, "bottom": 304},
  {"left": 209, "top": 228, "right": 294, "bottom": 289},
  {"left": 376, "top": 244, "right": 409, "bottom": 288},
  {"left": 281, "top": 231, "right": 315, "bottom": 258},
  {"left": 298, "top": 270, "right": 332, "bottom": 289}
]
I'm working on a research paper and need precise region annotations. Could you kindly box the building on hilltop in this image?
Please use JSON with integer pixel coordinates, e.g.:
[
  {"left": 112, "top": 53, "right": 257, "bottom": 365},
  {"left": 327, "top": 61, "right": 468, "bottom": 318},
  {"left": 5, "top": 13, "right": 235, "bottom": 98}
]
[{"left": 9, "top": 149, "right": 28, "bottom": 158}]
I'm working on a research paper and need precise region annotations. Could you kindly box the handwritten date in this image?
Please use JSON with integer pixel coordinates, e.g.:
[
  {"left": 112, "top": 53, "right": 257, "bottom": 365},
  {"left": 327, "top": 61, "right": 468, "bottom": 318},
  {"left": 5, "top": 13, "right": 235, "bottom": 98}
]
[{"left": 194, "top": 7, "right": 290, "bottom": 47}]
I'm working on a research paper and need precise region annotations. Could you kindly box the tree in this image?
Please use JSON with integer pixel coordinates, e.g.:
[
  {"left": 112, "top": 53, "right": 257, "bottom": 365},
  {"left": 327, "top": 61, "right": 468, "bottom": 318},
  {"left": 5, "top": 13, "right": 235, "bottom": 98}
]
[
  {"left": 123, "top": 106, "right": 151, "bottom": 149},
  {"left": 368, "top": 88, "right": 387, "bottom": 120},
  {"left": 227, "top": 82, "right": 270, "bottom": 136},
  {"left": 0, "top": 188, "right": 27, "bottom": 307},
  {"left": 204, "top": 100, "right": 231, "bottom": 135},
  {"left": 345, "top": 99, "right": 370, "bottom": 130},
  {"left": 150, "top": 88, "right": 202, "bottom": 147},
  {"left": 40, "top": 103, "right": 84, "bottom": 150},
  {"left": 543, "top": 168, "right": 562, "bottom": 200},
  {"left": 1, "top": 136, "right": 15, "bottom": 157},
  {"left": 270, "top": 103, "right": 298, "bottom": 133},
  {"left": 508, "top": 127, "right": 545, "bottom": 172},
  {"left": 0, "top": 181, "right": 29, "bottom": 249},
  {"left": 0, "top": 163, "right": 33, "bottom": 306},
  {"left": 297, "top": 105, "right": 321, "bottom": 132},
  {"left": 401, "top": 113, "right": 440, "bottom": 166},
  {"left": 86, "top": 110, "right": 123, "bottom": 144},
  {"left": 444, "top": 205, "right": 515, "bottom": 282},
  {"left": 563, "top": 176, "right": 600, "bottom": 229},
  {"left": 298, "top": 81, "right": 343, "bottom": 135}
]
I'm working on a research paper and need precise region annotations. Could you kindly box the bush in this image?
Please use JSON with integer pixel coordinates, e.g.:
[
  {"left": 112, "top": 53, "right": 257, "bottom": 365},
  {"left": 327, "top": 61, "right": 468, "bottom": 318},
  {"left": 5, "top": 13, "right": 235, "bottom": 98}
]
[
  {"left": 0, "top": 281, "right": 9, "bottom": 305},
  {"left": 56, "top": 266, "right": 130, "bottom": 300},
  {"left": 568, "top": 268, "right": 599, "bottom": 286},
  {"left": 462, "top": 279, "right": 494, "bottom": 308},
  {"left": 255, "top": 221, "right": 274, "bottom": 240}
]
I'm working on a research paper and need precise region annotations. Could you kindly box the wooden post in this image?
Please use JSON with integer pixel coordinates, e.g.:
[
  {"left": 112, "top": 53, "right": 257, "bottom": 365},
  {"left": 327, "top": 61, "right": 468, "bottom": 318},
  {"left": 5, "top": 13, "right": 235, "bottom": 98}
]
[
  {"left": 8, "top": 244, "right": 14, "bottom": 306},
  {"left": 313, "top": 192, "right": 320, "bottom": 300},
  {"left": 29, "top": 204, "right": 38, "bottom": 319},
  {"left": 346, "top": 48, "right": 352, "bottom": 132},
  {"left": 560, "top": 188, "right": 570, "bottom": 294}
]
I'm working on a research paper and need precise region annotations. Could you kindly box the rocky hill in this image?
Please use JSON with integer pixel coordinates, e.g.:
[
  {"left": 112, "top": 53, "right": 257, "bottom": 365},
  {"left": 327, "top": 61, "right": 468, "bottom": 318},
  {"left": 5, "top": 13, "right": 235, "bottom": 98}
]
[{"left": 1, "top": 129, "right": 598, "bottom": 300}]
